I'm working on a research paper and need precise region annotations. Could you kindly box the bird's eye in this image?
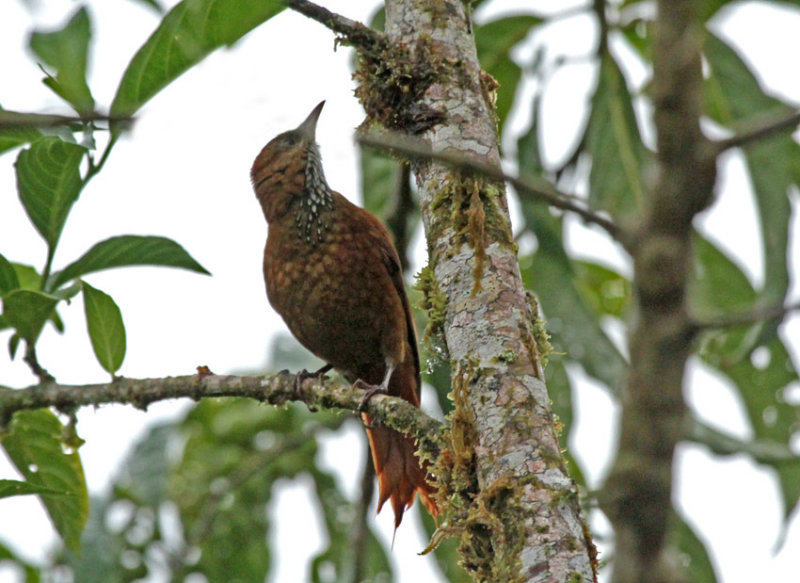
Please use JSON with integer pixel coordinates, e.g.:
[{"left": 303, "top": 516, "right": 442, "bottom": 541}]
[{"left": 280, "top": 133, "right": 299, "bottom": 148}]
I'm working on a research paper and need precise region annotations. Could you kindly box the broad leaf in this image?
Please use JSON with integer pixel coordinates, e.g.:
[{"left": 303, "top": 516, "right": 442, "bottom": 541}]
[
  {"left": 669, "top": 512, "right": 718, "bottom": 583},
  {"left": 29, "top": 7, "right": 95, "bottom": 113},
  {"left": 587, "top": 52, "right": 648, "bottom": 223},
  {"left": 0, "top": 478, "right": 71, "bottom": 499},
  {"left": 51, "top": 235, "right": 210, "bottom": 290},
  {"left": 82, "top": 282, "right": 126, "bottom": 375},
  {"left": 1, "top": 410, "right": 89, "bottom": 553},
  {"left": 2, "top": 289, "right": 59, "bottom": 343},
  {"left": 0, "top": 106, "right": 43, "bottom": 156},
  {"left": 475, "top": 15, "right": 542, "bottom": 129},
  {"left": 0, "top": 253, "right": 20, "bottom": 295},
  {"left": 360, "top": 147, "right": 402, "bottom": 219},
  {"left": 518, "top": 115, "right": 627, "bottom": 393},
  {"left": 111, "top": 0, "right": 285, "bottom": 118},
  {"left": 691, "top": 235, "right": 800, "bottom": 525},
  {"left": 15, "top": 137, "right": 85, "bottom": 249},
  {"left": 573, "top": 260, "right": 632, "bottom": 319},
  {"left": 704, "top": 32, "right": 794, "bottom": 306}
]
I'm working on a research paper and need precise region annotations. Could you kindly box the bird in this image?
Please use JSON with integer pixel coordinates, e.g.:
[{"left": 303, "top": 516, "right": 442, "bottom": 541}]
[{"left": 250, "top": 101, "right": 438, "bottom": 529}]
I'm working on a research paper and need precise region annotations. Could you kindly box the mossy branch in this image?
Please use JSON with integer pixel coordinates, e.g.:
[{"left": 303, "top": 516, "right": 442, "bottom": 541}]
[
  {"left": 286, "top": 0, "right": 387, "bottom": 51},
  {"left": 0, "top": 372, "right": 444, "bottom": 457}
]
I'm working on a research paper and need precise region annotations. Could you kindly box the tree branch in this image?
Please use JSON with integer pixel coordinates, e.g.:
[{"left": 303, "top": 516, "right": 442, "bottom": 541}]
[
  {"left": 691, "top": 301, "right": 800, "bottom": 331},
  {"left": 286, "top": 0, "right": 386, "bottom": 50},
  {"left": 714, "top": 110, "right": 800, "bottom": 153},
  {"left": 0, "top": 372, "right": 444, "bottom": 458},
  {"left": 358, "top": 131, "right": 628, "bottom": 246},
  {"left": 0, "top": 109, "right": 134, "bottom": 130}
]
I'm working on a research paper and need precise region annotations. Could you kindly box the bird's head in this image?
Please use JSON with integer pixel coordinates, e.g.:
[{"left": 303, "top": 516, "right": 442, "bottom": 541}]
[{"left": 251, "top": 101, "right": 330, "bottom": 224}]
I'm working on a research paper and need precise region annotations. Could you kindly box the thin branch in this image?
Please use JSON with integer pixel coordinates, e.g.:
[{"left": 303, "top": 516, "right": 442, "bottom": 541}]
[
  {"left": 691, "top": 301, "right": 800, "bottom": 331},
  {"left": 714, "top": 110, "right": 800, "bottom": 153},
  {"left": 358, "top": 131, "right": 628, "bottom": 245},
  {"left": 0, "top": 372, "right": 444, "bottom": 457},
  {"left": 346, "top": 441, "right": 375, "bottom": 583},
  {"left": 286, "top": 0, "right": 386, "bottom": 50},
  {"left": 0, "top": 109, "right": 134, "bottom": 130}
]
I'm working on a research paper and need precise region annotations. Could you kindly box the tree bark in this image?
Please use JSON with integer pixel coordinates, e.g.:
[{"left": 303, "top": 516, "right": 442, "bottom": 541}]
[{"left": 376, "top": 1, "right": 596, "bottom": 581}]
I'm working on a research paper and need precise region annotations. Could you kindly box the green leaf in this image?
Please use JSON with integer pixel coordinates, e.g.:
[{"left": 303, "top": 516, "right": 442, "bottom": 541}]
[
  {"left": 55, "top": 497, "right": 132, "bottom": 583},
  {"left": 573, "top": 260, "right": 632, "bottom": 319},
  {"left": 130, "top": 0, "right": 165, "bottom": 13},
  {"left": 10, "top": 263, "right": 42, "bottom": 290},
  {"left": 669, "top": 512, "right": 718, "bottom": 583},
  {"left": 587, "top": 52, "right": 648, "bottom": 222},
  {"left": 517, "top": 200, "right": 626, "bottom": 394},
  {"left": 690, "top": 235, "right": 800, "bottom": 526},
  {"left": 82, "top": 282, "right": 126, "bottom": 375},
  {"left": 0, "top": 253, "right": 20, "bottom": 295},
  {"left": 1, "top": 410, "right": 89, "bottom": 552},
  {"left": 704, "top": 32, "right": 793, "bottom": 306},
  {"left": 29, "top": 7, "right": 95, "bottom": 113},
  {"left": 0, "top": 478, "right": 72, "bottom": 499},
  {"left": 15, "top": 137, "right": 86, "bottom": 249},
  {"left": 2, "top": 289, "right": 59, "bottom": 343},
  {"left": 51, "top": 235, "right": 210, "bottom": 290},
  {"left": 360, "top": 147, "right": 402, "bottom": 219},
  {"left": 0, "top": 106, "right": 43, "bottom": 156},
  {"left": 475, "top": 15, "right": 542, "bottom": 129},
  {"left": 111, "top": 0, "right": 285, "bottom": 118}
]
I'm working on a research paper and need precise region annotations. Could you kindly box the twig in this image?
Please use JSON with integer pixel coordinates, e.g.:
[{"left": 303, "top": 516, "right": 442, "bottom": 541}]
[
  {"left": 0, "top": 372, "right": 444, "bottom": 457},
  {"left": 358, "top": 131, "right": 627, "bottom": 245},
  {"left": 714, "top": 110, "right": 800, "bottom": 153},
  {"left": 0, "top": 110, "right": 134, "bottom": 130},
  {"left": 346, "top": 442, "right": 375, "bottom": 583},
  {"left": 286, "top": 0, "right": 387, "bottom": 50},
  {"left": 22, "top": 345, "right": 54, "bottom": 385},
  {"left": 691, "top": 301, "right": 800, "bottom": 331}
]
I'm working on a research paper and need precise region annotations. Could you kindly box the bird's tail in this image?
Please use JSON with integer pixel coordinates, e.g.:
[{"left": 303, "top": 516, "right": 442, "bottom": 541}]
[{"left": 362, "top": 414, "right": 438, "bottom": 528}]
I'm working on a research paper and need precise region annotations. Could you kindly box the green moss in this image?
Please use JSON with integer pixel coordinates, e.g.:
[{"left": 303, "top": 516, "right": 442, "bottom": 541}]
[
  {"left": 414, "top": 264, "right": 449, "bottom": 362},
  {"left": 426, "top": 176, "right": 515, "bottom": 296},
  {"left": 492, "top": 350, "right": 517, "bottom": 364},
  {"left": 353, "top": 34, "right": 446, "bottom": 133}
]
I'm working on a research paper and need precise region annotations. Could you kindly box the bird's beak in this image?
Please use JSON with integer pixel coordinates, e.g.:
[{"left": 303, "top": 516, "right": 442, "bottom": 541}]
[{"left": 296, "top": 101, "right": 325, "bottom": 141}]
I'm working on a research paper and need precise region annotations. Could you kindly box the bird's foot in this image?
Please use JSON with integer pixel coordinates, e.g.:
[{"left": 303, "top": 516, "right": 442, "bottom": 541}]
[
  {"left": 294, "top": 364, "right": 333, "bottom": 412},
  {"left": 354, "top": 379, "right": 384, "bottom": 414},
  {"left": 294, "top": 364, "right": 333, "bottom": 393}
]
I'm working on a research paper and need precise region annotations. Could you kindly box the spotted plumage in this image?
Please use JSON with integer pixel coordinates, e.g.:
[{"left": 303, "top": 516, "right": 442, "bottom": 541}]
[{"left": 250, "top": 101, "right": 438, "bottom": 529}]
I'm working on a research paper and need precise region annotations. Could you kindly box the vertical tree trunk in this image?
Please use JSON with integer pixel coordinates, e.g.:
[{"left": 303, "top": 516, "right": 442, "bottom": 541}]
[
  {"left": 600, "top": 2, "right": 715, "bottom": 581},
  {"left": 378, "top": 1, "right": 596, "bottom": 580}
]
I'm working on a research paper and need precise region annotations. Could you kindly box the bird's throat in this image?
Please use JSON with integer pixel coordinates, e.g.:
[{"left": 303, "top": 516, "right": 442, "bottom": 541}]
[{"left": 294, "top": 144, "right": 333, "bottom": 245}]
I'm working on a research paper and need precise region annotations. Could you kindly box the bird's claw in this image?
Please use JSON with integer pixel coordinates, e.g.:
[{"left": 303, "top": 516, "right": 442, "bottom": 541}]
[
  {"left": 355, "top": 379, "right": 383, "bottom": 414},
  {"left": 294, "top": 364, "right": 333, "bottom": 412}
]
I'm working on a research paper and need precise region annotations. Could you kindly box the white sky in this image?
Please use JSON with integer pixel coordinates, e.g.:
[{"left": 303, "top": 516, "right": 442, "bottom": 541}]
[{"left": 1, "top": 1, "right": 799, "bottom": 582}]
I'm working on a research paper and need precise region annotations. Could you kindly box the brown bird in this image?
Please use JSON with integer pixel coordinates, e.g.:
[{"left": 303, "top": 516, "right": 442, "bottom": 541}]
[{"left": 251, "top": 101, "right": 437, "bottom": 529}]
